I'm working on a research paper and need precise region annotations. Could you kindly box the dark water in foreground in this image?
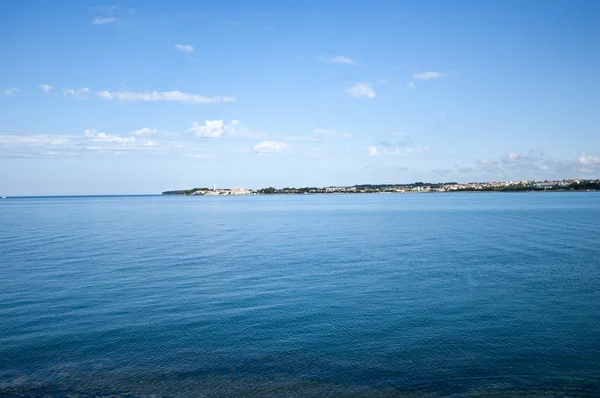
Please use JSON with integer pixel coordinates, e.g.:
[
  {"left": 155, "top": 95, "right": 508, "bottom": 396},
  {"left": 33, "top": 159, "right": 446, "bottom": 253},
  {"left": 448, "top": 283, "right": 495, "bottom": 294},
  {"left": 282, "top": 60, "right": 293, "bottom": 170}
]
[{"left": 1, "top": 193, "right": 599, "bottom": 397}]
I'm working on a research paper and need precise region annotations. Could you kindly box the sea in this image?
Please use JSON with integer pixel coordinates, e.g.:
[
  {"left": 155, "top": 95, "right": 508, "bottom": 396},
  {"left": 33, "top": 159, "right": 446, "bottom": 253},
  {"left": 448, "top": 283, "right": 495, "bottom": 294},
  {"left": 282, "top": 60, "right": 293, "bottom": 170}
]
[{"left": 1, "top": 192, "right": 599, "bottom": 397}]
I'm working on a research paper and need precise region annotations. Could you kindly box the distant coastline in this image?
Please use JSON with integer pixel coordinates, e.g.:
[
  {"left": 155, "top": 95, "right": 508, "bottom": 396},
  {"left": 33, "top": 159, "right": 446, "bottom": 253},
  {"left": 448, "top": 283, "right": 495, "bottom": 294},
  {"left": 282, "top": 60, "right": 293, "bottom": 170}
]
[{"left": 163, "top": 178, "right": 600, "bottom": 196}]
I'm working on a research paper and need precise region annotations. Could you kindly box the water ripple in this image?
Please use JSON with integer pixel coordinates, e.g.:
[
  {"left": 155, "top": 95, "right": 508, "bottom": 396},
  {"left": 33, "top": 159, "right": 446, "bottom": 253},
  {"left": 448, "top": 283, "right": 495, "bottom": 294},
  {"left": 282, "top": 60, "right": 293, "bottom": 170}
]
[{"left": 1, "top": 193, "right": 599, "bottom": 396}]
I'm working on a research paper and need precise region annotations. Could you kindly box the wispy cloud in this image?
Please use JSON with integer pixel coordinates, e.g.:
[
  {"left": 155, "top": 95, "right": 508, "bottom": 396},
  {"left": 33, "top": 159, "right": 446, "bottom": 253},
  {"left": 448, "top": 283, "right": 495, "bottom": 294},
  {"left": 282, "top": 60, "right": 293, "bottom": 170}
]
[
  {"left": 40, "top": 84, "right": 53, "bottom": 92},
  {"left": 96, "top": 90, "right": 236, "bottom": 104},
  {"left": 406, "top": 81, "right": 415, "bottom": 89},
  {"left": 412, "top": 71, "right": 445, "bottom": 80},
  {"left": 367, "top": 146, "right": 379, "bottom": 156},
  {"left": 188, "top": 120, "right": 229, "bottom": 138},
  {"left": 188, "top": 120, "right": 266, "bottom": 139},
  {"left": 314, "top": 128, "right": 351, "bottom": 140},
  {"left": 3, "top": 88, "right": 19, "bottom": 96},
  {"left": 64, "top": 87, "right": 90, "bottom": 99},
  {"left": 472, "top": 149, "right": 600, "bottom": 179},
  {"left": 131, "top": 127, "right": 158, "bottom": 136},
  {"left": 370, "top": 146, "right": 430, "bottom": 157},
  {"left": 254, "top": 140, "right": 289, "bottom": 154},
  {"left": 92, "top": 5, "right": 118, "bottom": 12},
  {"left": 432, "top": 165, "right": 473, "bottom": 176},
  {"left": 455, "top": 165, "right": 474, "bottom": 174},
  {"left": 287, "top": 128, "right": 351, "bottom": 142},
  {"left": 0, "top": 129, "right": 160, "bottom": 158},
  {"left": 175, "top": 44, "right": 194, "bottom": 53},
  {"left": 185, "top": 153, "right": 216, "bottom": 159},
  {"left": 388, "top": 133, "right": 413, "bottom": 148},
  {"left": 84, "top": 128, "right": 135, "bottom": 144},
  {"left": 366, "top": 134, "right": 428, "bottom": 157},
  {"left": 346, "top": 82, "right": 375, "bottom": 99},
  {"left": 92, "top": 17, "right": 116, "bottom": 25},
  {"left": 578, "top": 152, "right": 600, "bottom": 165},
  {"left": 97, "top": 91, "right": 113, "bottom": 100},
  {"left": 0, "top": 126, "right": 261, "bottom": 158},
  {"left": 319, "top": 55, "right": 355, "bottom": 64}
]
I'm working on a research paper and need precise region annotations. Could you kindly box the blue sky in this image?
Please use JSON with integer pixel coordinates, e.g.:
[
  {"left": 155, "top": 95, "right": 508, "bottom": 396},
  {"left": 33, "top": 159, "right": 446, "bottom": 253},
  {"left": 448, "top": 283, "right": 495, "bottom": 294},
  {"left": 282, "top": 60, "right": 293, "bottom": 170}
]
[{"left": 1, "top": 0, "right": 599, "bottom": 195}]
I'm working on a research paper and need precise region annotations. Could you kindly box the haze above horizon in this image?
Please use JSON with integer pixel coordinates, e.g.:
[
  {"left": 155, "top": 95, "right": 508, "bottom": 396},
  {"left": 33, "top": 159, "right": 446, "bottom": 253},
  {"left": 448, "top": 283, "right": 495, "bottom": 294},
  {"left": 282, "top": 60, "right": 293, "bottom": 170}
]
[{"left": 1, "top": 0, "right": 599, "bottom": 195}]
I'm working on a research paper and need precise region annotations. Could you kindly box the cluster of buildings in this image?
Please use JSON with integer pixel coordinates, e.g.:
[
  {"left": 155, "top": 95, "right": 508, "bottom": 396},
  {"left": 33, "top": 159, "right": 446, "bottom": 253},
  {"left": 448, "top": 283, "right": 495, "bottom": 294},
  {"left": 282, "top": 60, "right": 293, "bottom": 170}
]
[
  {"left": 191, "top": 186, "right": 251, "bottom": 196},
  {"left": 262, "top": 178, "right": 599, "bottom": 194},
  {"left": 164, "top": 178, "right": 599, "bottom": 196},
  {"left": 429, "top": 179, "right": 591, "bottom": 192}
]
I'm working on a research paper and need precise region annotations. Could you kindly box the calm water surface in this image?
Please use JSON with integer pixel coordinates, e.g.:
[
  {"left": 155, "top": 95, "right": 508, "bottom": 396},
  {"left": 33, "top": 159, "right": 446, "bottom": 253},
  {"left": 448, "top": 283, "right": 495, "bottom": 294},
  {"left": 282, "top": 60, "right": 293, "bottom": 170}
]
[{"left": 1, "top": 193, "right": 599, "bottom": 396}]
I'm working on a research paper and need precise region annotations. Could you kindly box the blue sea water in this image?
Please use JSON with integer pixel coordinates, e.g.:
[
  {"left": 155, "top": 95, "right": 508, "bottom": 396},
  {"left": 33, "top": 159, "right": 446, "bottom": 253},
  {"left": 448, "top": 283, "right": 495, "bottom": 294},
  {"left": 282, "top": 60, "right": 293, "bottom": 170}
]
[{"left": 1, "top": 193, "right": 599, "bottom": 397}]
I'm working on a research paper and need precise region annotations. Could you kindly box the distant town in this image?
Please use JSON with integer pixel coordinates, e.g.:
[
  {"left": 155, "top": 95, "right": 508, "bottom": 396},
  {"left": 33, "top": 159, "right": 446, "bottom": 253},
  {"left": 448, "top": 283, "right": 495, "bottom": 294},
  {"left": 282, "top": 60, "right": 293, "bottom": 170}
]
[{"left": 162, "top": 178, "right": 600, "bottom": 196}]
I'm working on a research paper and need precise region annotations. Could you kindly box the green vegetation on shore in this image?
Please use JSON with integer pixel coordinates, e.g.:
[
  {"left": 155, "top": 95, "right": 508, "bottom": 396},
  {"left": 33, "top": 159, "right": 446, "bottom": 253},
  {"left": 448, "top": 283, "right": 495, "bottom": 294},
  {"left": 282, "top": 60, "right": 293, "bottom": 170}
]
[{"left": 162, "top": 187, "right": 210, "bottom": 195}]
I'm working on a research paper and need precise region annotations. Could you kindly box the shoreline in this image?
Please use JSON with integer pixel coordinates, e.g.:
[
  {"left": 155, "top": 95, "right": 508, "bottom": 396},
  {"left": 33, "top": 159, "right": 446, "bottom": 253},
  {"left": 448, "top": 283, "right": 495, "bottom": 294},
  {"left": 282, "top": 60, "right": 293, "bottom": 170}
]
[
  {"left": 163, "top": 179, "right": 599, "bottom": 196},
  {"left": 162, "top": 189, "right": 600, "bottom": 196}
]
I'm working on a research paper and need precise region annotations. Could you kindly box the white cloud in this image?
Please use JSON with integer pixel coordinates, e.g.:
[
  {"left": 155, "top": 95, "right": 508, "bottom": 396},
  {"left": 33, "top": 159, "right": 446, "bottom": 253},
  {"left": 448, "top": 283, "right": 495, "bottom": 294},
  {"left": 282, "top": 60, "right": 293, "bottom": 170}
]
[
  {"left": 346, "top": 82, "right": 375, "bottom": 99},
  {"left": 0, "top": 123, "right": 265, "bottom": 158},
  {"left": 83, "top": 128, "right": 136, "bottom": 144},
  {"left": 253, "top": 140, "right": 289, "bottom": 154},
  {"left": 175, "top": 44, "right": 194, "bottom": 53},
  {"left": 50, "top": 138, "right": 70, "bottom": 145},
  {"left": 406, "top": 81, "right": 415, "bottom": 89},
  {"left": 64, "top": 87, "right": 90, "bottom": 99},
  {"left": 187, "top": 120, "right": 265, "bottom": 139},
  {"left": 407, "top": 146, "right": 430, "bottom": 153},
  {"left": 227, "top": 121, "right": 267, "bottom": 139},
  {"left": 0, "top": 128, "right": 166, "bottom": 158},
  {"left": 40, "top": 84, "right": 53, "bottom": 92},
  {"left": 92, "top": 17, "right": 116, "bottom": 25},
  {"left": 96, "top": 91, "right": 113, "bottom": 100},
  {"left": 579, "top": 153, "right": 600, "bottom": 165},
  {"left": 412, "top": 71, "right": 445, "bottom": 80},
  {"left": 367, "top": 146, "right": 379, "bottom": 156},
  {"left": 3, "top": 88, "right": 19, "bottom": 96},
  {"left": 93, "top": 6, "right": 118, "bottom": 12},
  {"left": 502, "top": 150, "right": 546, "bottom": 169},
  {"left": 320, "top": 55, "right": 355, "bottom": 64},
  {"left": 131, "top": 127, "right": 158, "bottom": 136},
  {"left": 366, "top": 134, "right": 428, "bottom": 157},
  {"left": 94, "top": 132, "right": 136, "bottom": 144},
  {"left": 185, "top": 154, "right": 216, "bottom": 159},
  {"left": 473, "top": 149, "right": 600, "bottom": 179},
  {"left": 287, "top": 136, "right": 320, "bottom": 142},
  {"left": 188, "top": 120, "right": 226, "bottom": 138},
  {"left": 96, "top": 90, "right": 236, "bottom": 104}
]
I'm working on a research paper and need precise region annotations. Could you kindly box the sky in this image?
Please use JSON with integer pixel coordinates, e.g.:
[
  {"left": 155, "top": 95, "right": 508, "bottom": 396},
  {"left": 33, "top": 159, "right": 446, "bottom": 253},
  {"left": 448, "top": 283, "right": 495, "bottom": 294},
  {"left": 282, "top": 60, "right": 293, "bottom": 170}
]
[{"left": 1, "top": 0, "right": 599, "bottom": 195}]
